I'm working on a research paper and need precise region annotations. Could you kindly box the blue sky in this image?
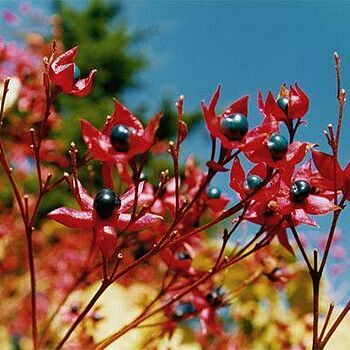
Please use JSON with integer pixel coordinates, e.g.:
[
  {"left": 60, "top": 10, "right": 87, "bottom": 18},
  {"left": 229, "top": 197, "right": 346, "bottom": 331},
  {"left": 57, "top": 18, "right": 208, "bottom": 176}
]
[{"left": 1, "top": 0, "right": 350, "bottom": 299}]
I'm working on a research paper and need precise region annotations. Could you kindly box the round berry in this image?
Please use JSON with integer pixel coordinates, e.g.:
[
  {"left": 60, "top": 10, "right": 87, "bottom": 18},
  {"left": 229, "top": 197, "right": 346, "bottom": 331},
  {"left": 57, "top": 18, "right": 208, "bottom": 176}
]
[
  {"left": 207, "top": 186, "right": 221, "bottom": 199},
  {"left": 290, "top": 179, "right": 311, "bottom": 202},
  {"left": 176, "top": 251, "right": 191, "bottom": 260},
  {"left": 263, "top": 208, "right": 275, "bottom": 217},
  {"left": 244, "top": 175, "right": 263, "bottom": 192},
  {"left": 267, "top": 133, "right": 288, "bottom": 160},
  {"left": 277, "top": 97, "right": 288, "bottom": 112},
  {"left": 173, "top": 302, "right": 196, "bottom": 319},
  {"left": 93, "top": 189, "right": 121, "bottom": 218},
  {"left": 205, "top": 286, "right": 224, "bottom": 307},
  {"left": 139, "top": 172, "right": 147, "bottom": 181},
  {"left": 219, "top": 113, "right": 248, "bottom": 141},
  {"left": 70, "top": 304, "right": 79, "bottom": 314},
  {"left": 110, "top": 125, "right": 130, "bottom": 152},
  {"left": 73, "top": 63, "right": 81, "bottom": 81}
]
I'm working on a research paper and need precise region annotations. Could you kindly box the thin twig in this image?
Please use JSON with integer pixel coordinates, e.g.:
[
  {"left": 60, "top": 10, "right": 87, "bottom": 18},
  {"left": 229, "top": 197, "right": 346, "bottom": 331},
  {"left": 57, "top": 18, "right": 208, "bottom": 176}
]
[
  {"left": 320, "top": 299, "right": 350, "bottom": 348},
  {"left": 288, "top": 219, "right": 313, "bottom": 272},
  {"left": 319, "top": 303, "right": 335, "bottom": 342}
]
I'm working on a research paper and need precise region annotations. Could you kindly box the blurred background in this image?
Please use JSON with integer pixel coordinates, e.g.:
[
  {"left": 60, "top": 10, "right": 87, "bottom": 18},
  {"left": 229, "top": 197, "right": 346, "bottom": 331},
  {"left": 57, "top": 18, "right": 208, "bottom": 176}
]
[{"left": 1, "top": 1, "right": 350, "bottom": 348}]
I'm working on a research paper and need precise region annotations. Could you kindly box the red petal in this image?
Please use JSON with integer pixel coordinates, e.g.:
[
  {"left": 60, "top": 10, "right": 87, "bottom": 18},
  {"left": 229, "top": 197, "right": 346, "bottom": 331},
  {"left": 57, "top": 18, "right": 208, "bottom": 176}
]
[
  {"left": 130, "top": 213, "right": 163, "bottom": 229},
  {"left": 199, "top": 309, "right": 222, "bottom": 335},
  {"left": 107, "top": 99, "right": 144, "bottom": 135},
  {"left": 116, "top": 163, "right": 133, "bottom": 185},
  {"left": 263, "top": 91, "right": 286, "bottom": 121},
  {"left": 160, "top": 248, "right": 191, "bottom": 271},
  {"left": 312, "top": 150, "right": 343, "bottom": 184},
  {"left": 75, "top": 180, "right": 94, "bottom": 210},
  {"left": 223, "top": 95, "right": 249, "bottom": 118},
  {"left": 344, "top": 162, "right": 350, "bottom": 178},
  {"left": 49, "top": 63, "right": 74, "bottom": 93},
  {"left": 48, "top": 207, "right": 93, "bottom": 228},
  {"left": 96, "top": 226, "right": 118, "bottom": 257},
  {"left": 53, "top": 47, "right": 78, "bottom": 67},
  {"left": 248, "top": 163, "right": 267, "bottom": 179},
  {"left": 230, "top": 158, "right": 245, "bottom": 194},
  {"left": 257, "top": 90, "right": 265, "bottom": 114},
  {"left": 288, "top": 83, "right": 309, "bottom": 119},
  {"left": 283, "top": 142, "right": 308, "bottom": 165},
  {"left": 207, "top": 194, "right": 230, "bottom": 212},
  {"left": 201, "top": 102, "right": 220, "bottom": 137},
  {"left": 206, "top": 160, "right": 229, "bottom": 172},
  {"left": 304, "top": 195, "right": 338, "bottom": 215},
  {"left": 293, "top": 209, "right": 318, "bottom": 227},
  {"left": 294, "top": 160, "right": 312, "bottom": 181},
  {"left": 209, "top": 85, "right": 221, "bottom": 112},
  {"left": 101, "top": 162, "right": 114, "bottom": 189},
  {"left": 144, "top": 111, "right": 163, "bottom": 144},
  {"left": 71, "top": 69, "right": 97, "bottom": 97},
  {"left": 276, "top": 197, "right": 294, "bottom": 215},
  {"left": 342, "top": 163, "right": 350, "bottom": 194},
  {"left": 81, "top": 119, "right": 114, "bottom": 161},
  {"left": 119, "top": 182, "right": 145, "bottom": 213},
  {"left": 116, "top": 213, "right": 163, "bottom": 231},
  {"left": 277, "top": 228, "right": 294, "bottom": 255},
  {"left": 49, "top": 47, "right": 78, "bottom": 92}
]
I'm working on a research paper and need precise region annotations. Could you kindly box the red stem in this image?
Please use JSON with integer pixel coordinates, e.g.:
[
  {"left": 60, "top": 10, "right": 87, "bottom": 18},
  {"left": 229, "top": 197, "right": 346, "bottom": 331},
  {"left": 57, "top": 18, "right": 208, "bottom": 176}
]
[{"left": 55, "top": 282, "right": 109, "bottom": 350}]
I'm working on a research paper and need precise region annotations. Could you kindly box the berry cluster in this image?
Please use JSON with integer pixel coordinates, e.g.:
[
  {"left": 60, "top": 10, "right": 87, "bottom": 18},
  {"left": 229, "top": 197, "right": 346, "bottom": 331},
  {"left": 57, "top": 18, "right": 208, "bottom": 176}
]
[{"left": 0, "top": 42, "right": 348, "bottom": 350}]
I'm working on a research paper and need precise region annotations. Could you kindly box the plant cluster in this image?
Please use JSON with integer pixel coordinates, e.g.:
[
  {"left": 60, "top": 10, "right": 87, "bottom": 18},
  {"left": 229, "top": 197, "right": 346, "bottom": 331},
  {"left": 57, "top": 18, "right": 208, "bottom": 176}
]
[{"left": 0, "top": 36, "right": 349, "bottom": 350}]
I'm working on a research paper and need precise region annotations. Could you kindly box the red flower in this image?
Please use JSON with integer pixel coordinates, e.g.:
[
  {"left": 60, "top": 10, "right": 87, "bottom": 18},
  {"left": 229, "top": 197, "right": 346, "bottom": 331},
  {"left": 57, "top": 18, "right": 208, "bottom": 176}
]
[
  {"left": 258, "top": 83, "right": 309, "bottom": 121},
  {"left": 245, "top": 135, "right": 309, "bottom": 169},
  {"left": 185, "top": 157, "right": 230, "bottom": 213},
  {"left": 49, "top": 47, "right": 96, "bottom": 97},
  {"left": 164, "top": 287, "right": 225, "bottom": 336},
  {"left": 160, "top": 243, "right": 195, "bottom": 273},
  {"left": 275, "top": 161, "right": 338, "bottom": 218},
  {"left": 312, "top": 149, "right": 350, "bottom": 199},
  {"left": 204, "top": 189, "right": 230, "bottom": 213},
  {"left": 246, "top": 200, "right": 296, "bottom": 254},
  {"left": 230, "top": 157, "right": 267, "bottom": 201},
  {"left": 81, "top": 99, "right": 162, "bottom": 163},
  {"left": 201, "top": 86, "right": 267, "bottom": 151},
  {"left": 48, "top": 181, "right": 163, "bottom": 256},
  {"left": 243, "top": 162, "right": 336, "bottom": 254}
]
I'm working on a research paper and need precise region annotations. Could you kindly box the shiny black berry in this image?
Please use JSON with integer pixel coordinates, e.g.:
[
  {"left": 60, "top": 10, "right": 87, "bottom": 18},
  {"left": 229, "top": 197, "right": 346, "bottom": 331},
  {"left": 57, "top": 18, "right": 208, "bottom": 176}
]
[
  {"left": 110, "top": 125, "right": 130, "bottom": 152},
  {"left": 172, "top": 302, "right": 197, "bottom": 320},
  {"left": 277, "top": 97, "right": 288, "bottom": 112},
  {"left": 219, "top": 113, "right": 248, "bottom": 141},
  {"left": 267, "top": 133, "right": 288, "bottom": 160},
  {"left": 207, "top": 186, "right": 221, "bottom": 199},
  {"left": 70, "top": 304, "right": 79, "bottom": 314},
  {"left": 205, "top": 286, "right": 225, "bottom": 307},
  {"left": 73, "top": 63, "right": 81, "bottom": 81},
  {"left": 244, "top": 175, "right": 263, "bottom": 192},
  {"left": 93, "top": 189, "right": 121, "bottom": 218},
  {"left": 139, "top": 172, "right": 147, "bottom": 181},
  {"left": 290, "top": 180, "right": 311, "bottom": 202},
  {"left": 176, "top": 251, "right": 191, "bottom": 260}
]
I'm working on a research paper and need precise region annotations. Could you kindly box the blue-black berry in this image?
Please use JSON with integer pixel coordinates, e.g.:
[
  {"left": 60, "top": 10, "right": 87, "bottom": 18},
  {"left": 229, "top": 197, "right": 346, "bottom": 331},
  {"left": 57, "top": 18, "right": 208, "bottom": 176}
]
[
  {"left": 219, "top": 113, "right": 248, "bottom": 141},
  {"left": 110, "top": 125, "right": 131, "bottom": 152},
  {"left": 93, "top": 189, "right": 121, "bottom": 218}
]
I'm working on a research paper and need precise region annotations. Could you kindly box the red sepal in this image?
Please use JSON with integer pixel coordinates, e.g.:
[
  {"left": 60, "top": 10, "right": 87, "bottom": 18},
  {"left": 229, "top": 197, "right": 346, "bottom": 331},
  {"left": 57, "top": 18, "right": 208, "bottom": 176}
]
[{"left": 48, "top": 208, "right": 93, "bottom": 229}]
